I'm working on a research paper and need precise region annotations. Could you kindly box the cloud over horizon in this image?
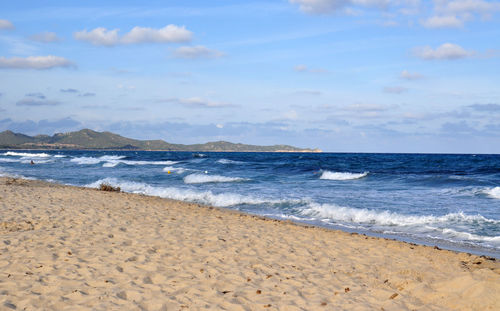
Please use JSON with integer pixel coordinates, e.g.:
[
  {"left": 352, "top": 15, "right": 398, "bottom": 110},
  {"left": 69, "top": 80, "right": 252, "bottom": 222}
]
[
  {"left": 413, "top": 43, "right": 474, "bottom": 60},
  {"left": 172, "top": 45, "right": 225, "bottom": 59},
  {"left": 16, "top": 98, "right": 61, "bottom": 106},
  {"left": 74, "top": 25, "right": 192, "bottom": 46},
  {"left": 0, "top": 55, "right": 74, "bottom": 69},
  {"left": 160, "top": 97, "right": 235, "bottom": 108}
]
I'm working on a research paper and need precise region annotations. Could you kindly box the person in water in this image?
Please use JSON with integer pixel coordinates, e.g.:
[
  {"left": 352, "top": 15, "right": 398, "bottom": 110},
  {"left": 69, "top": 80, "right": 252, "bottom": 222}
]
[{"left": 30, "top": 160, "right": 34, "bottom": 165}]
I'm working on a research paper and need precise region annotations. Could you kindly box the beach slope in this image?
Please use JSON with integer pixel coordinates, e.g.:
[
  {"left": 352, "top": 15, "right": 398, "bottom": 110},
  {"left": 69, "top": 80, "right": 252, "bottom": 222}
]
[{"left": 0, "top": 177, "right": 498, "bottom": 310}]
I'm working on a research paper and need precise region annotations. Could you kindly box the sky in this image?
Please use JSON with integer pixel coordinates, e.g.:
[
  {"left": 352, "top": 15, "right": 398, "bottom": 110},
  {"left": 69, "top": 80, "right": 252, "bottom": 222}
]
[{"left": 1, "top": 0, "right": 500, "bottom": 153}]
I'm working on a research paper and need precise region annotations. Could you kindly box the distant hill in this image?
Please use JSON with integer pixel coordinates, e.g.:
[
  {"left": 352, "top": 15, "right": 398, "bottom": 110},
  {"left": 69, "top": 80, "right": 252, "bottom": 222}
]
[{"left": 0, "top": 129, "right": 321, "bottom": 152}]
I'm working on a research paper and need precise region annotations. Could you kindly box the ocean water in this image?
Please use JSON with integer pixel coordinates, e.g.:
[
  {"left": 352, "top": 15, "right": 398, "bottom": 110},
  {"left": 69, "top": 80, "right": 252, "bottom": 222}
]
[{"left": 1, "top": 150, "right": 499, "bottom": 257}]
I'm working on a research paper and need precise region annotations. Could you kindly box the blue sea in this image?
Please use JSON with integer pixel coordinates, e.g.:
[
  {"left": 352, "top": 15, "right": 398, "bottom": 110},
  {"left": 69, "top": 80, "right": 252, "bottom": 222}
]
[{"left": 1, "top": 150, "right": 499, "bottom": 257}]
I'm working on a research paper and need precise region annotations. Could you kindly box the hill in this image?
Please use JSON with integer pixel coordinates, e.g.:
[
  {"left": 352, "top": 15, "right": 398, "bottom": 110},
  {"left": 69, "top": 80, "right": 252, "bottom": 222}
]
[{"left": 0, "top": 129, "right": 321, "bottom": 152}]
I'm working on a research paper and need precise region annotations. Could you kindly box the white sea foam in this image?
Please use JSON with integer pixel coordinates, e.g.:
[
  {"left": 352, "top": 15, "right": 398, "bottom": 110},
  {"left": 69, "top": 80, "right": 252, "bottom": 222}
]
[
  {"left": 483, "top": 187, "right": 500, "bottom": 199},
  {"left": 0, "top": 157, "right": 20, "bottom": 163},
  {"left": 71, "top": 157, "right": 101, "bottom": 165},
  {"left": 71, "top": 155, "right": 125, "bottom": 165},
  {"left": 320, "top": 171, "right": 368, "bottom": 180},
  {"left": 53, "top": 155, "right": 66, "bottom": 158},
  {"left": 2, "top": 151, "right": 51, "bottom": 158},
  {"left": 441, "top": 228, "right": 500, "bottom": 243},
  {"left": 299, "top": 202, "right": 500, "bottom": 227},
  {"left": 217, "top": 159, "right": 244, "bottom": 164},
  {"left": 71, "top": 154, "right": 177, "bottom": 166},
  {"left": 86, "top": 178, "right": 272, "bottom": 207},
  {"left": 102, "top": 162, "right": 119, "bottom": 168},
  {"left": 163, "top": 166, "right": 187, "bottom": 174},
  {"left": 183, "top": 173, "right": 247, "bottom": 184},
  {"left": 20, "top": 159, "right": 52, "bottom": 164}
]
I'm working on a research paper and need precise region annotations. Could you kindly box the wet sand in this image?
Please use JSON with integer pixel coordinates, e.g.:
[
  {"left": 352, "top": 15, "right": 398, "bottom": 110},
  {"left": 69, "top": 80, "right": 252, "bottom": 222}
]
[{"left": 0, "top": 177, "right": 499, "bottom": 310}]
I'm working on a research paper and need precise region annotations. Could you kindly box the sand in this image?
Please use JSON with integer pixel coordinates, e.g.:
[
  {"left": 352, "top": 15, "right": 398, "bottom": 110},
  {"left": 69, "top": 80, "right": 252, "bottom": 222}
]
[{"left": 0, "top": 177, "right": 499, "bottom": 310}]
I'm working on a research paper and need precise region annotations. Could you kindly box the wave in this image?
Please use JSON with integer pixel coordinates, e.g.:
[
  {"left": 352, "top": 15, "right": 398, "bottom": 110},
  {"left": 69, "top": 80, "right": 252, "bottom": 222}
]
[
  {"left": 217, "top": 159, "right": 245, "bottom": 164},
  {"left": 0, "top": 157, "right": 21, "bottom": 163},
  {"left": 70, "top": 155, "right": 178, "bottom": 166},
  {"left": 2, "top": 151, "right": 51, "bottom": 158},
  {"left": 483, "top": 187, "right": 500, "bottom": 199},
  {"left": 86, "top": 178, "right": 275, "bottom": 207},
  {"left": 299, "top": 202, "right": 500, "bottom": 227},
  {"left": 320, "top": 171, "right": 368, "bottom": 180},
  {"left": 440, "top": 228, "right": 500, "bottom": 243},
  {"left": 163, "top": 166, "right": 187, "bottom": 174},
  {"left": 71, "top": 157, "right": 101, "bottom": 165},
  {"left": 183, "top": 173, "right": 247, "bottom": 184}
]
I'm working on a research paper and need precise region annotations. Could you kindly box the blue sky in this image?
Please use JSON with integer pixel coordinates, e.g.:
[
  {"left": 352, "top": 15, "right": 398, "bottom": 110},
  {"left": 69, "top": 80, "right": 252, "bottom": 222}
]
[{"left": 1, "top": 0, "right": 500, "bottom": 153}]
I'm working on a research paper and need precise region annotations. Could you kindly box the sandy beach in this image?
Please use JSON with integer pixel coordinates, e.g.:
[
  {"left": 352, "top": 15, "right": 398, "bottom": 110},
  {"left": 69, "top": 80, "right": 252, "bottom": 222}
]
[{"left": 0, "top": 177, "right": 498, "bottom": 310}]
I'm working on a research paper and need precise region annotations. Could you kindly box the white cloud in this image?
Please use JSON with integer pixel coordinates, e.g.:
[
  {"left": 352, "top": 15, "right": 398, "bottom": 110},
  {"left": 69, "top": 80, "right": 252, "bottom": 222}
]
[
  {"left": 289, "top": 0, "right": 398, "bottom": 14},
  {"left": 163, "top": 97, "right": 234, "bottom": 108},
  {"left": 421, "top": 15, "right": 464, "bottom": 28},
  {"left": 413, "top": 43, "right": 474, "bottom": 60},
  {"left": 400, "top": 70, "right": 423, "bottom": 80},
  {"left": 0, "top": 19, "right": 14, "bottom": 30},
  {"left": 0, "top": 55, "right": 74, "bottom": 69},
  {"left": 383, "top": 86, "right": 408, "bottom": 94},
  {"left": 294, "top": 64, "right": 309, "bottom": 72},
  {"left": 172, "top": 45, "right": 224, "bottom": 59},
  {"left": 293, "top": 64, "right": 328, "bottom": 73},
  {"left": 289, "top": 0, "right": 351, "bottom": 14},
  {"left": 436, "top": 0, "right": 500, "bottom": 16},
  {"left": 74, "top": 25, "right": 192, "bottom": 46},
  {"left": 74, "top": 28, "right": 119, "bottom": 46},
  {"left": 121, "top": 25, "right": 192, "bottom": 44},
  {"left": 283, "top": 110, "right": 299, "bottom": 120},
  {"left": 29, "top": 32, "right": 62, "bottom": 43},
  {"left": 342, "top": 103, "right": 395, "bottom": 112},
  {"left": 290, "top": 0, "right": 499, "bottom": 28},
  {"left": 16, "top": 98, "right": 60, "bottom": 106}
]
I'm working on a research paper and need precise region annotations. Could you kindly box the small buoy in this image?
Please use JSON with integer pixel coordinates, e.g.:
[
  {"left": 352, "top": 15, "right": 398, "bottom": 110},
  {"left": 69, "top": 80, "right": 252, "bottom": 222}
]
[{"left": 167, "top": 171, "right": 171, "bottom": 174}]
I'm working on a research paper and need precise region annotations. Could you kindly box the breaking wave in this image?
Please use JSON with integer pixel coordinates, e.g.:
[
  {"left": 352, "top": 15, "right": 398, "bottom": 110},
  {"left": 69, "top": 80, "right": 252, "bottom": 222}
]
[
  {"left": 183, "top": 173, "right": 247, "bottom": 184},
  {"left": 86, "top": 178, "right": 274, "bottom": 207},
  {"left": 483, "top": 187, "right": 500, "bottom": 199},
  {"left": 320, "top": 171, "right": 368, "bottom": 180},
  {"left": 70, "top": 155, "right": 177, "bottom": 167},
  {"left": 299, "top": 201, "right": 500, "bottom": 227},
  {"left": 2, "top": 152, "right": 51, "bottom": 158},
  {"left": 217, "top": 159, "right": 245, "bottom": 164}
]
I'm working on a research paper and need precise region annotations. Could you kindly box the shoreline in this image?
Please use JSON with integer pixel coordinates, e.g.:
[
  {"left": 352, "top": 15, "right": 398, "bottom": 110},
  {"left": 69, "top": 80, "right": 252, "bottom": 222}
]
[
  {"left": 2, "top": 169, "right": 498, "bottom": 259},
  {"left": 1, "top": 176, "right": 499, "bottom": 310}
]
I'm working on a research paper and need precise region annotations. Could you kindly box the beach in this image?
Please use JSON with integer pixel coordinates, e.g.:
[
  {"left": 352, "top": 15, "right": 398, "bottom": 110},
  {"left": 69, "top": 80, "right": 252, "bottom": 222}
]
[{"left": 0, "top": 177, "right": 499, "bottom": 310}]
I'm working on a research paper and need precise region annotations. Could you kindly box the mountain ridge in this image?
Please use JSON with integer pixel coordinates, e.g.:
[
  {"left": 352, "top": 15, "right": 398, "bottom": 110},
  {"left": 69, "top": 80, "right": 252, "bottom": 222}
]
[{"left": 0, "top": 129, "right": 322, "bottom": 152}]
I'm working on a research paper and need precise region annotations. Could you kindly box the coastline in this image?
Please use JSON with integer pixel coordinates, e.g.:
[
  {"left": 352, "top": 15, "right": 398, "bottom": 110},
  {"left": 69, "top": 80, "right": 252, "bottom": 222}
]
[{"left": 1, "top": 177, "right": 499, "bottom": 310}]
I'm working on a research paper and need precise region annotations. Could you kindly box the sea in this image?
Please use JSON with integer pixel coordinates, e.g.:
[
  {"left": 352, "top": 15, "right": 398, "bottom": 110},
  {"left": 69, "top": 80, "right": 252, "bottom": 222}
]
[{"left": 1, "top": 150, "right": 499, "bottom": 257}]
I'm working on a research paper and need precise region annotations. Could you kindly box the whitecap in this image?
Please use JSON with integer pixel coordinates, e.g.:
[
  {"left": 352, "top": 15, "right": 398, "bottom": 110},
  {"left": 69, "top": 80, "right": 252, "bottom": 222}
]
[
  {"left": 2, "top": 151, "right": 51, "bottom": 158},
  {"left": 183, "top": 173, "right": 247, "bottom": 184},
  {"left": 299, "top": 202, "right": 500, "bottom": 227},
  {"left": 102, "top": 162, "right": 119, "bottom": 168},
  {"left": 86, "top": 178, "right": 275, "bottom": 207},
  {"left": 163, "top": 166, "right": 187, "bottom": 174},
  {"left": 0, "top": 157, "right": 20, "bottom": 163},
  {"left": 483, "top": 187, "right": 500, "bottom": 199},
  {"left": 217, "top": 159, "right": 244, "bottom": 164},
  {"left": 70, "top": 157, "right": 101, "bottom": 165},
  {"left": 320, "top": 171, "right": 368, "bottom": 180}
]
